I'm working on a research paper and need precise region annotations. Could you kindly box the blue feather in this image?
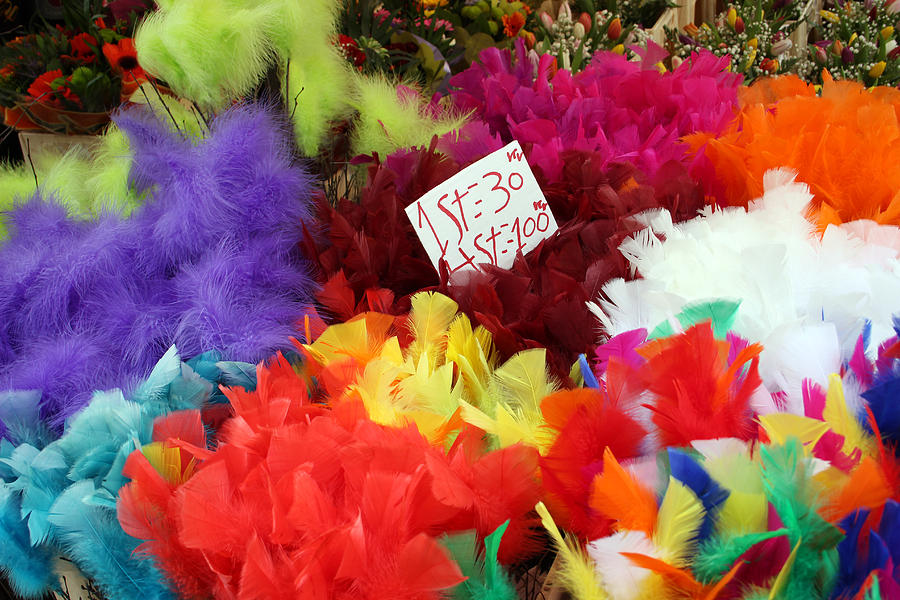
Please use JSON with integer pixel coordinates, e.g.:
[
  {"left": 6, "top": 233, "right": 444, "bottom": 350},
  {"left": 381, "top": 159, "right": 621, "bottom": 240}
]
[
  {"left": 186, "top": 350, "right": 223, "bottom": 384},
  {"left": 862, "top": 377, "right": 900, "bottom": 448},
  {"left": 0, "top": 391, "right": 54, "bottom": 447},
  {"left": 861, "top": 319, "right": 872, "bottom": 352},
  {"left": 0, "top": 486, "right": 57, "bottom": 598},
  {"left": 833, "top": 508, "right": 889, "bottom": 599},
  {"left": 578, "top": 354, "right": 599, "bottom": 389},
  {"left": 667, "top": 449, "right": 729, "bottom": 542},
  {"left": 130, "top": 346, "right": 182, "bottom": 408},
  {"left": 216, "top": 360, "right": 258, "bottom": 391},
  {"left": 878, "top": 500, "right": 900, "bottom": 566},
  {"left": 2, "top": 443, "right": 67, "bottom": 545},
  {"left": 49, "top": 481, "right": 173, "bottom": 600}
]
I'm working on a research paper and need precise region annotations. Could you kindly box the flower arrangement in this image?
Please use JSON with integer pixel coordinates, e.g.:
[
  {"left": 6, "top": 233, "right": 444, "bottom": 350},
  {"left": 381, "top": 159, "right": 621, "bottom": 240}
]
[
  {"left": 0, "top": 2, "right": 147, "bottom": 133},
  {"left": 667, "top": 0, "right": 806, "bottom": 81},
  {"left": 337, "top": 0, "right": 459, "bottom": 89},
  {"left": 797, "top": 0, "right": 900, "bottom": 85}
]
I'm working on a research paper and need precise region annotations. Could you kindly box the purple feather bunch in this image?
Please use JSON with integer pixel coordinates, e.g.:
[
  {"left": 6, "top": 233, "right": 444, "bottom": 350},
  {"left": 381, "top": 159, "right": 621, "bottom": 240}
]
[
  {"left": 448, "top": 40, "right": 742, "bottom": 183},
  {"left": 0, "top": 104, "right": 317, "bottom": 432}
]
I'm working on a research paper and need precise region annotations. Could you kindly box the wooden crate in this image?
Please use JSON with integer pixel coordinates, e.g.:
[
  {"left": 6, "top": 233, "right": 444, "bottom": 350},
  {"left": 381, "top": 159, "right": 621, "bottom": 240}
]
[
  {"left": 18, "top": 131, "right": 102, "bottom": 164},
  {"left": 649, "top": 0, "right": 698, "bottom": 46},
  {"left": 790, "top": 0, "right": 822, "bottom": 50}
]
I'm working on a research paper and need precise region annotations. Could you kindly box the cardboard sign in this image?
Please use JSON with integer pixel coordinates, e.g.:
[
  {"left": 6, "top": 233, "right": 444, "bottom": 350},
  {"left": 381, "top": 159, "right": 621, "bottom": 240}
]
[{"left": 405, "top": 141, "right": 558, "bottom": 274}]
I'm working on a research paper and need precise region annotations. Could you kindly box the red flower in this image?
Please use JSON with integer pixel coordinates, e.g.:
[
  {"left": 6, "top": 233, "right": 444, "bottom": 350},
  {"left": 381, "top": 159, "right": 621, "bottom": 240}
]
[
  {"left": 70, "top": 32, "right": 97, "bottom": 56},
  {"left": 0, "top": 65, "right": 14, "bottom": 78},
  {"left": 61, "top": 32, "right": 98, "bottom": 64},
  {"left": 26, "top": 69, "right": 81, "bottom": 109},
  {"left": 27, "top": 69, "right": 64, "bottom": 102},
  {"left": 336, "top": 34, "right": 366, "bottom": 67},
  {"left": 102, "top": 38, "right": 145, "bottom": 81},
  {"left": 502, "top": 12, "right": 526, "bottom": 38}
]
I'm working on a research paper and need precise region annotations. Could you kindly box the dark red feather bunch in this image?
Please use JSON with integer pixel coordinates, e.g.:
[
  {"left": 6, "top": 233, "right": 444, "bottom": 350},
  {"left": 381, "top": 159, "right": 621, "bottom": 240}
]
[{"left": 117, "top": 354, "right": 543, "bottom": 598}]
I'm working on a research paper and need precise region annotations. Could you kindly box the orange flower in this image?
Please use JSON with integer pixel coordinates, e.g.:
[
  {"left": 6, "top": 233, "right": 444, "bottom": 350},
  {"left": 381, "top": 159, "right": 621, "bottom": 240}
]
[
  {"left": 502, "top": 12, "right": 526, "bottom": 38},
  {"left": 102, "top": 38, "right": 145, "bottom": 82}
]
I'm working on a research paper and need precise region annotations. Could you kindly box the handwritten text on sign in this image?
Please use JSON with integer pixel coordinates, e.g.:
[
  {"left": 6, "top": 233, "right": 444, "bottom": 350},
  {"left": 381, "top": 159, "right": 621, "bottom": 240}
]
[{"left": 406, "top": 141, "right": 558, "bottom": 274}]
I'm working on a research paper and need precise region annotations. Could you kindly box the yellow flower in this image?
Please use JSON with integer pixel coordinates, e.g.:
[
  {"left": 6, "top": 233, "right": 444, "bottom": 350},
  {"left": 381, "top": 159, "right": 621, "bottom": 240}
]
[
  {"left": 870, "top": 61, "right": 886, "bottom": 77},
  {"left": 820, "top": 9, "right": 839, "bottom": 23},
  {"left": 726, "top": 7, "right": 737, "bottom": 28},
  {"left": 612, "top": 44, "right": 625, "bottom": 54},
  {"left": 849, "top": 32, "right": 858, "bottom": 45},
  {"left": 882, "top": 26, "right": 895, "bottom": 40},
  {"left": 747, "top": 37, "right": 758, "bottom": 49}
]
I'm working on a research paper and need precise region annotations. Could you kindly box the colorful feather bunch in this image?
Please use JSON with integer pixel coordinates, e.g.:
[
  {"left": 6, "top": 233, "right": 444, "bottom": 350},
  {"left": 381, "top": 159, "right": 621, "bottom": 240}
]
[
  {"left": 540, "top": 314, "right": 900, "bottom": 600},
  {"left": 448, "top": 40, "right": 741, "bottom": 184},
  {"left": 687, "top": 73, "right": 900, "bottom": 229},
  {"left": 0, "top": 103, "right": 316, "bottom": 431},
  {"left": 0, "top": 346, "right": 247, "bottom": 599},
  {"left": 116, "top": 343, "right": 541, "bottom": 598}
]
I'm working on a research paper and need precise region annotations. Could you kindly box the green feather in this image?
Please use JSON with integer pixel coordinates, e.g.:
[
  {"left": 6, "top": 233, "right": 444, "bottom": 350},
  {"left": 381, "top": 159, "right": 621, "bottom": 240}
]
[
  {"left": 759, "top": 440, "right": 842, "bottom": 599},
  {"left": 442, "top": 522, "right": 517, "bottom": 600},
  {"left": 693, "top": 529, "right": 788, "bottom": 583},
  {"left": 649, "top": 299, "right": 741, "bottom": 340}
]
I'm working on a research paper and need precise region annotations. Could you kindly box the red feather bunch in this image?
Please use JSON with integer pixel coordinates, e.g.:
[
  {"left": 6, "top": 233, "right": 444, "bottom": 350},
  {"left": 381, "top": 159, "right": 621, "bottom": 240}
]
[
  {"left": 117, "top": 354, "right": 543, "bottom": 599},
  {"left": 539, "top": 388, "right": 647, "bottom": 540}
]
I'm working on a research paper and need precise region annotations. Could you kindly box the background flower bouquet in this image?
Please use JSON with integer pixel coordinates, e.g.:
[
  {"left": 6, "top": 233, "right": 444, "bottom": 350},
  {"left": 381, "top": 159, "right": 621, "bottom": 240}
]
[
  {"left": 0, "top": 0, "right": 148, "bottom": 134},
  {"left": 667, "top": 0, "right": 808, "bottom": 81},
  {"left": 797, "top": 0, "right": 900, "bottom": 86}
]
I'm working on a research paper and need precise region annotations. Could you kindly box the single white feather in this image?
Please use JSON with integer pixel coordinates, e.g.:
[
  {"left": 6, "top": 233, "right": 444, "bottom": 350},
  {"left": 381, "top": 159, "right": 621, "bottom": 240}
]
[{"left": 587, "top": 531, "right": 661, "bottom": 600}]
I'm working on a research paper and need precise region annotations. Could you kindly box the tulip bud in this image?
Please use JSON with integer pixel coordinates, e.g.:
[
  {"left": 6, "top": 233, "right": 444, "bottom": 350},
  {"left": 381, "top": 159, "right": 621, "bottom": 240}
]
[
  {"left": 558, "top": 2, "right": 572, "bottom": 20},
  {"left": 524, "top": 30, "right": 536, "bottom": 48},
  {"left": 848, "top": 32, "right": 857, "bottom": 45},
  {"left": 841, "top": 46, "right": 854, "bottom": 63},
  {"left": 684, "top": 23, "right": 699, "bottom": 36},
  {"left": 881, "top": 26, "right": 894, "bottom": 40},
  {"left": 869, "top": 60, "right": 886, "bottom": 77},
  {"left": 607, "top": 17, "right": 622, "bottom": 39},
  {"left": 734, "top": 16, "right": 745, "bottom": 33},
  {"left": 573, "top": 21, "right": 586, "bottom": 39},
  {"left": 771, "top": 37, "right": 792, "bottom": 55},
  {"left": 889, "top": 45, "right": 900, "bottom": 59},
  {"left": 815, "top": 45, "right": 828, "bottom": 62},
  {"left": 578, "top": 12, "right": 592, "bottom": 31},
  {"left": 832, "top": 39, "right": 843, "bottom": 55},
  {"left": 820, "top": 9, "right": 839, "bottom": 22},
  {"left": 760, "top": 57, "right": 779, "bottom": 72},
  {"left": 726, "top": 7, "right": 737, "bottom": 28},
  {"left": 612, "top": 43, "right": 625, "bottom": 54},
  {"left": 747, "top": 37, "right": 758, "bottom": 49},
  {"left": 540, "top": 11, "right": 554, "bottom": 30}
]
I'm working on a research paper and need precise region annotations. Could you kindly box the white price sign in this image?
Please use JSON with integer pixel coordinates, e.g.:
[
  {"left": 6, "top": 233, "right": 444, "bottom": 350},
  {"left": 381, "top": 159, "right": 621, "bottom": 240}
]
[{"left": 405, "top": 141, "right": 558, "bottom": 274}]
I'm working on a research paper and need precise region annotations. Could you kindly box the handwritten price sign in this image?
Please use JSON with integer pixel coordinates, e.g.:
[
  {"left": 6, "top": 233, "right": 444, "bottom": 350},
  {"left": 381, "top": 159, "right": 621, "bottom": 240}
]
[{"left": 405, "top": 141, "right": 558, "bottom": 274}]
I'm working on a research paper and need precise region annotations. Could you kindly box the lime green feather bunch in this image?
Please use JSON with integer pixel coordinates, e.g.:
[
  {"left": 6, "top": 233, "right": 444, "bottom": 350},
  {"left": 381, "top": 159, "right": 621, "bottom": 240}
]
[{"left": 134, "top": 0, "right": 468, "bottom": 157}]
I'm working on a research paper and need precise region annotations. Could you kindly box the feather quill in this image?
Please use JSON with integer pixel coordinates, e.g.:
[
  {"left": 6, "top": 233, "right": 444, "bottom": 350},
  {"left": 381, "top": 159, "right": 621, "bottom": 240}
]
[{"left": 536, "top": 501, "right": 606, "bottom": 600}]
